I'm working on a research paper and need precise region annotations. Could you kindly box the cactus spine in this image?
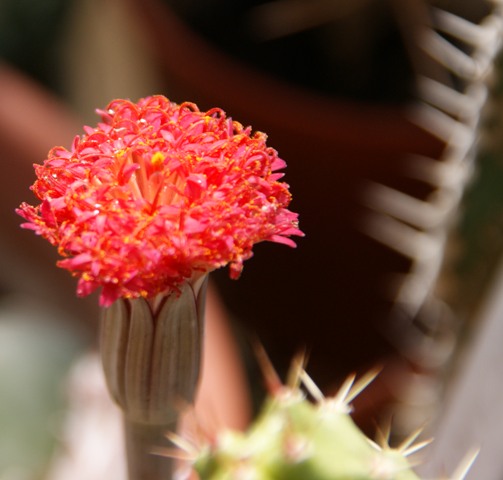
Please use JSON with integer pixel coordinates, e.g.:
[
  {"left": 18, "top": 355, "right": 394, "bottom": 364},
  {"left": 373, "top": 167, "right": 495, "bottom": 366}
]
[{"left": 191, "top": 368, "right": 425, "bottom": 480}]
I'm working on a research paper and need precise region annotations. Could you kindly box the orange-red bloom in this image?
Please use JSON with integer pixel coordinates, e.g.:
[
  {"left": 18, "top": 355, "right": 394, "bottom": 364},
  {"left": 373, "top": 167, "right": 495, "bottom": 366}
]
[{"left": 17, "top": 96, "right": 302, "bottom": 306}]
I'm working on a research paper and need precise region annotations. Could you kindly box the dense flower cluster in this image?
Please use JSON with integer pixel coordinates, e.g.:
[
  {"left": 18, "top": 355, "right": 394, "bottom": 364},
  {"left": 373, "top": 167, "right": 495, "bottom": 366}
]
[{"left": 18, "top": 95, "right": 302, "bottom": 306}]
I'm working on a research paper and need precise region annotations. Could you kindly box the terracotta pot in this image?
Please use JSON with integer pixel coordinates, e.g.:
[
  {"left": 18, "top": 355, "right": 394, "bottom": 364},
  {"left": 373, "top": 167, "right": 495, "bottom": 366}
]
[{"left": 130, "top": 0, "right": 446, "bottom": 414}]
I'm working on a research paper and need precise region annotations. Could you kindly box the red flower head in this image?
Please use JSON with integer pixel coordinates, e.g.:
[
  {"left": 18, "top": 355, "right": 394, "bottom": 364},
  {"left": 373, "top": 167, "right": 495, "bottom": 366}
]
[{"left": 17, "top": 96, "right": 302, "bottom": 306}]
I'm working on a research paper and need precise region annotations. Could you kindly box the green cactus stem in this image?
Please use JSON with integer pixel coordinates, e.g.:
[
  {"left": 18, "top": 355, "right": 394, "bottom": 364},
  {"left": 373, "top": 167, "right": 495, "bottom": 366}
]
[{"left": 192, "top": 367, "right": 424, "bottom": 480}]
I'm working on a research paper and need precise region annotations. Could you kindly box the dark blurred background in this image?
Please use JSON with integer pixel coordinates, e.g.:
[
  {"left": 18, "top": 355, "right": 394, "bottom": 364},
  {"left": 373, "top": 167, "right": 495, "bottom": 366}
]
[{"left": 1, "top": 1, "right": 503, "bottom": 478}]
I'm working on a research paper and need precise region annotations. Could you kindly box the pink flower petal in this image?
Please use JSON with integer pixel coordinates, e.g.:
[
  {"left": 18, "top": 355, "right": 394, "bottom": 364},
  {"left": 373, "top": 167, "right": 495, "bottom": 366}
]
[{"left": 18, "top": 95, "right": 302, "bottom": 303}]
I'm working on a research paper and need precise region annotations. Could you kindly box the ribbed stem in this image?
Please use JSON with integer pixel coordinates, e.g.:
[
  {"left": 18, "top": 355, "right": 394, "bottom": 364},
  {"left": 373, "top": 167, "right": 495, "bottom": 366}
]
[
  {"left": 100, "top": 277, "right": 207, "bottom": 480},
  {"left": 124, "top": 419, "right": 177, "bottom": 480}
]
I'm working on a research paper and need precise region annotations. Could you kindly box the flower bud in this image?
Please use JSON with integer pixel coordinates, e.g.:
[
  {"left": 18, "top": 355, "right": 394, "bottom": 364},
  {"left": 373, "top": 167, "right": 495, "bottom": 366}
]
[{"left": 100, "top": 278, "right": 206, "bottom": 424}]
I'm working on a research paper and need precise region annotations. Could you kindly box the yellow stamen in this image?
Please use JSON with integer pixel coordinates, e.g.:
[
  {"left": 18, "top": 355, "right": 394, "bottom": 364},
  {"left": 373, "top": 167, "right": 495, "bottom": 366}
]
[{"left": 151, "top": 152, "right": 165, "bottom": 168}]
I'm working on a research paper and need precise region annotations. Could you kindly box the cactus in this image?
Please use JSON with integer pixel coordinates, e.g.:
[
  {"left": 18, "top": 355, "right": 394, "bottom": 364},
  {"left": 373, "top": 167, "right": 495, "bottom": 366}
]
[
  {"left": 170, "top": 358, "right": 475, "bottom": 480},
  {"left": 176, "top": 359, "right": 422, "bottom": 480}
]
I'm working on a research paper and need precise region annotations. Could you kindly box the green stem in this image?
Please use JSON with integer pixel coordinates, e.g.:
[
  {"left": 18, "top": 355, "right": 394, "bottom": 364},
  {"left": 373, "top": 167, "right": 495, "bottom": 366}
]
[{"left": 124, "top": 417, "right": 178, "bottom": 480}]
